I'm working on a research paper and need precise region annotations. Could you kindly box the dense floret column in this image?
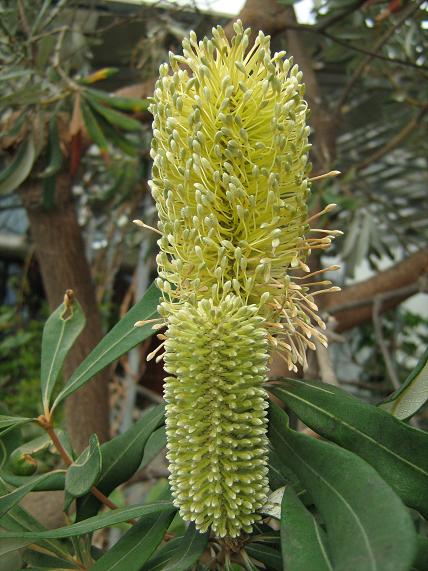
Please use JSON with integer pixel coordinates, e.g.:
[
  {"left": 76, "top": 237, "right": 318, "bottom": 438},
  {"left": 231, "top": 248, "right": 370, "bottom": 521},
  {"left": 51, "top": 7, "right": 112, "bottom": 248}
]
[{"left": 142, "top": 21, "right": 339, "bottom": 538}]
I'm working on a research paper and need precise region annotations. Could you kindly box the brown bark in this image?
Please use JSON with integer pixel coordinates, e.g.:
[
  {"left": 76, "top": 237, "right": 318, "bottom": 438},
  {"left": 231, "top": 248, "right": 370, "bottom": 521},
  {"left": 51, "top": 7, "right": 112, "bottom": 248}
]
[
  {"left": 325, "top": 247, "right": 428, "bottom": 332},
  {"left": 20, "top": 174, "right": 110, "bottom": 452}
]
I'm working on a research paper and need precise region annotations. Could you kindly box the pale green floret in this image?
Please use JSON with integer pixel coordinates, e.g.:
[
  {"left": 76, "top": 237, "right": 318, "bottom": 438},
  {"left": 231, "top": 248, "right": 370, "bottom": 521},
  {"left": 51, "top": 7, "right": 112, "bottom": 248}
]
[
  {"left": 150, "top": 20, "right": 329, "bottom": 371},
  {"left": 163, "top": 295, "right": 269, "bottom": 538}
]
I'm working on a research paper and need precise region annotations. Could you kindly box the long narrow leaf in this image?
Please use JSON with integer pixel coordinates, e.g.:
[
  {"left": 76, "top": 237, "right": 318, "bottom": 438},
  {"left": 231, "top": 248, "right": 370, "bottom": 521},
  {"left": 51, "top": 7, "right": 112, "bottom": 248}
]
[
  {"left": 269, "top": 404, "right": 417, "bottom": 571},
  {"left": 271, "top": 379, "right": 428, "bottom": 517},
  {"left": 52, "top": 282, "right": 160, "bottom": 410},
  {"left": 161, "top": 523, "right": 208, "bottom": 571}
]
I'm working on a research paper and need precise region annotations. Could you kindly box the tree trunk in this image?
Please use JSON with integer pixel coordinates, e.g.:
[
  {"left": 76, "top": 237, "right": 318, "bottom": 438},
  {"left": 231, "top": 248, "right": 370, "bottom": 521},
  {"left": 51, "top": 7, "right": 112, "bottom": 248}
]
[{"left": 21, "top": 173, "right": 110, "bottom": 452}]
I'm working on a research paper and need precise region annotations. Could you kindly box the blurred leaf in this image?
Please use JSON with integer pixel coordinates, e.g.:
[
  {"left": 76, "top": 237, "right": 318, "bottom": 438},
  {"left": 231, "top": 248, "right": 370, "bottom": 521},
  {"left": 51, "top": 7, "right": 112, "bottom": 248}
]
[
  {"left": 38, "top": 115, "right": 62, "bottom": 179},
  {"left": 381, "top": 347, "right": 428, "bottom": 420},
  {"left": 280, "top": 486, "right": 332, "bottom": 571},
  {"left": 77, "top": 404, "right": 164, "bottom": 519},
  {"left": 85, "top": 87, "right": 149, "bottom": 113},
  {"left": 269, "top": 404, "right": 417, "bottom": 571},
  {"left": 161, "top": 523, "right": 208, "bottom": 571},
  {"left": 40, "top": 296, "right": 85, "bottom": 413},
  {"left": 0, "top": 135, "right": 35, "bottom": 195},
  {"left": 0, "top": 501, "right": 175, "bottom": 539},
  {"left": 95, "top": 114, "right": 140, "bottom": 157},
  {"left": 87, "top": 96, "right": 142, "bottom": 132},
  {"left": 81, "top": 68, "right": 119, "bottom": 85},
  {"left": 0, "top": 416, "right": 32, "bottom": 433},
  {"left": 52, "top": 282, "right": 160, "bottom": 410},
  {"left": 245, "top": 544, "right": 282, "bottom": 571},
  {"left": 80, "top": 100, "right": 108, "bottom": 156},
  {"left": 414, "top": 535, "right": 428, "bottom": 571},
  {"left": 0, "top": 471, "right": 66, "bottom": 518},
  {"left": 65, "top": 434, "right": 102, "bottom": 498},
  {"left": 0, "top": 550, "right": 22, "bottom": 571},
  {"left": 0, "top": 538, "right": 30, "bottom": 557},
  {"left": 271, "top": 379, "right": 428, "bottom": 517},
  {"left": 91, "top": 511, "right": 175, "bottom": 571}
]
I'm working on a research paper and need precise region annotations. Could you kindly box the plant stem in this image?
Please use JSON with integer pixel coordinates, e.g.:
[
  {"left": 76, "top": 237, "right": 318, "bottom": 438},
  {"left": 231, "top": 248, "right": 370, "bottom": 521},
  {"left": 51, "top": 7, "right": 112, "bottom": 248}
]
[{"left": 38, "top": 415, "right": 137, "bottom": 524}]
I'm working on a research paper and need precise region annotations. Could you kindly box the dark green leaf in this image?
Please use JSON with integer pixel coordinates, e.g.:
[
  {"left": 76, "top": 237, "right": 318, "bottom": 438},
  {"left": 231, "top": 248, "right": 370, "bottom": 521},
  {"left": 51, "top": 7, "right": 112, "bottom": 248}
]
[
  {"left": 1, "top": 470, "right": 65, "bottom": 492},
  {"left": 271, "top": 379, "right": 428, "bottom": 517},
  {"left": 413, "top": 535, "right": 428, "bottom": 571},
  {"left": 140, "top": 537, "right": 184, "bottom": 571},
  {"left": 77, "top": 404, "right": 164, "bottom": 519},
  {"left": 38, "top": 115, "right": 63, "bottom": 179},
  {"left": 86, "top": 96, "right": 142, "bottom": 132},
  {"left": 41, "top": 296, "right": 85, "bottom": 413},
  {"left": 245, "top": 544, "right": 282, "bottom": 571},
  {"left": 161, "top": 523, "right": 208, "bottom": 571},
  {"left": 0, "top": 550, "right": 22, "bottom": 571},
  {"left": 8, "top": 433, "right": 51, "bottom": 476},
  {"left": 0, "top": 471, "right": 66, "bottom": 518},
  {"left": 0, "top": 136, "right": 35, "bottom": 195},
  {"left": 269, "top": 404, "right": 417, "bottom": 571},
  {"left": 139, "top": 425, "right": 166, "bottom": 471},
  {"left": 280, "top": 486, "right": 332, "bottom": 571},
  {"left": 23, "top": 549, "right": 81, "bottom": 569},
  {"left": 381, "top": 347, "right": 428, "bottom": 420},
  {"left": 0, "top": 501, "right": 175, "bottom": 539},
  {"left": 85, "top": 87, "right": 149, "bottom": 113},
  {"left": 81, "top": 100, "right": 108, "bottom": 154},
  {"left": 91, "top": 511, "right": 175, "bottom": 571},
  {"left": 52, "top": 282, "right": 160, "bottom": 410},
  {"left": 65, "top": 434, "right": 102, "bottom": 498}
]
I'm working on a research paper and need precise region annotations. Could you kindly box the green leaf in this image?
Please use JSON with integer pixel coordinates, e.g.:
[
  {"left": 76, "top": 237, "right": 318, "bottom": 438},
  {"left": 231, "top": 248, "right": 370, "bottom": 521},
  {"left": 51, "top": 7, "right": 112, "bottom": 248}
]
[
  {"left": 1, "top": 470, "right": 65, "bottom": 492},
  {"left": 38, "top": 114, "right": 63, "bottom": 179},
  {"left": 86, "top": 96, "right": 142, "bottom": 132},
  {"left": 140, "top": 537, "right": 184, "bottom": 571},
  {"left": 81, "top": 100, "right": 109, "bottom": 154},
  {"left": 0, "top": 135, "right": 35, "bottom": 195},
  {"left": 0, "top": 501, "right": 175, "bottom": 539},
  {"left": 0, "top": 480, "right": 72, "bottom": 560},
  {"left": 245, "top": 544, "right": 282, "bottom": 571},
  {"left": 139, "top": 426, "right": 167, "bottom": 471},
  {"left": 23, "top": 549, "right": 81, "bottom": 569},
  {"left": 280, "top": 486, "right": 332, "bottom": 571},
  {"left": 271, "top": 379, "right": 428, "bottom": 517},
  {"left": 52, "top": 282, "right": 160, "bottom": 410},
  {"left": 0, "top": 471, "right": 66, "bottom": 518},
  {"left": 0, "top": 416, "right": 32, "bottom": 433},
  {"left": 0, "top": 550, "right": 22, "bottom": 571},
  {"left": 0, "top": 538, "right": 30, "bottom": 557},
  {"left": 41, "top": 296, "right": 85, "bottom": 413},
  {"left": 161, "top": 523, "right": 208, "bottom": 571},
  {"left": 381, "top": 347, "right": 428, "bottom": 420},
  {"left": 414, "top": 535, "right": 428, "bottom": 571},
  {"left": 269, "top": 404, "right": 417, "bottom": 571},
  {"left": 65, "top": 434, "right": 102, "bottom": 498},
  {"left": 8, "top": 433, "right": 51, "bottom": 476},
  {"left": 91, "top": 511, "right": 175, "bottom": 571},
  {"left": 85, "top": 87, "right": 149, "bottom": 113},
  {"left": 77, "top": 404, "right": 164, "bottom": 519}
]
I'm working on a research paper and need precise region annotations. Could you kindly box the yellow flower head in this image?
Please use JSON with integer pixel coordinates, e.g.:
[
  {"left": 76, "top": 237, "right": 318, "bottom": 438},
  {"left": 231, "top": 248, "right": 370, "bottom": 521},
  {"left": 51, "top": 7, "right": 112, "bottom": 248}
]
[{"left": 143, "top": 20, "right": 340, "bottom": 538}]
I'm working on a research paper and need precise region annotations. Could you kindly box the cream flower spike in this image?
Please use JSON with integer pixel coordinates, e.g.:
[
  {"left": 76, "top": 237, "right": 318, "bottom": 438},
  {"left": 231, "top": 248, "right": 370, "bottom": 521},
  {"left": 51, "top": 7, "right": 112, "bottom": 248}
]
[{"left": 144, "top": 20, "right": 340, "bottom": 538}]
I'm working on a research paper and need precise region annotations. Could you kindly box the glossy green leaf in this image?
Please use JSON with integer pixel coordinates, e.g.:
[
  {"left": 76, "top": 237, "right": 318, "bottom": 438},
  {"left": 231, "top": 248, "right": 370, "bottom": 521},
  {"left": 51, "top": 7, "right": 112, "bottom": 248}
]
[
  {"left": 91, "top": 511, "right": 175, "bottom": 571},
  {"left": 280, "top": 486, "right": 332, "bottom": 571},
  {"left": 52, "top": 282, "right": 160, "bottom": 410},
  {"left": 245, "top": 544, "right": 282, "bottom": 571},
  {"left": 65, "top": 434, "right": 102, "bottom": 498},
  {"left": 0, "top": 501, "right": 175, "bottom": 539},
  {"left": 140, "top": 537, "right": 184, "bottom": 571},
  {"left": 0, "top": 470, "right": 66, "bottom": 518},
  {"left": 271, "top": 379, "right": 428, "bottom": 517},
  {"left": 139, "top": 425, "right": 166, "bottom": 471},
  {"left": 41, "top": 296, "right": 85, "bottom": 413},
  {"left": 0, "top": 480, "right": 71, "bottom": 560},
  {"left": 161, "top": 523, "right": 208, "bottom": 571},
  {"left": 269, "top": 404, "right": 417, "bottom": 571},
  {"left": 381, "top": 347, "right": 428, "bottom": 420},
  {"left": 0, "top": 135, "right": 35, "bottom": 195},
  {"left": 77, "top": 404, "right": 164, "bottom": 519},
  {"left": 87, "top": 96, "right": 142, "bottom": 132}
]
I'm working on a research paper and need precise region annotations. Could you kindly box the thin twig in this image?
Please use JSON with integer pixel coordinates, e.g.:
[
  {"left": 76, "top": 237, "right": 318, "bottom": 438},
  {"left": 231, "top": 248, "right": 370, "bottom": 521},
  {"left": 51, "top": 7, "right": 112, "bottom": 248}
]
[
  {"left": 337, "top": 0, "right": 425, "bottom": 110},
  {"left": 372, "top": 296, "right": 401, "bottom": 389},
  {"left": 38, "top": 415, "right": 137, "bottom": 524}
]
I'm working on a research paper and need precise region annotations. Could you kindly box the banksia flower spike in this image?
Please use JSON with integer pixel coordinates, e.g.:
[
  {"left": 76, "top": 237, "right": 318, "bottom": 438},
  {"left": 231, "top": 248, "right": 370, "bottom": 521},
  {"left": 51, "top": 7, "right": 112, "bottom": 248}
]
[{"left": 139, "top": 20, "right": 340, "bottom": 538}]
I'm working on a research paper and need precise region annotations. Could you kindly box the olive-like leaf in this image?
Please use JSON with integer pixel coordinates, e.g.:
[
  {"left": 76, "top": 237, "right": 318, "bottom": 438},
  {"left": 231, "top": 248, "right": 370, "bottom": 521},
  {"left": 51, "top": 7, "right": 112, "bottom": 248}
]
[{"left": 0, "top": 135, "right": 35, "bottom": 195}]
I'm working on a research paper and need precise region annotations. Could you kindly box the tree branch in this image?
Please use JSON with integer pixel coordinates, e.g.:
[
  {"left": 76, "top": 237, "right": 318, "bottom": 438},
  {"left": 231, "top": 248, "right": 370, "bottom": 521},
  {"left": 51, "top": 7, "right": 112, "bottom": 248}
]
[{"left": 324, "top": 247, "right": 428, "bottom": 332}]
